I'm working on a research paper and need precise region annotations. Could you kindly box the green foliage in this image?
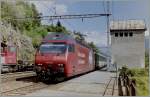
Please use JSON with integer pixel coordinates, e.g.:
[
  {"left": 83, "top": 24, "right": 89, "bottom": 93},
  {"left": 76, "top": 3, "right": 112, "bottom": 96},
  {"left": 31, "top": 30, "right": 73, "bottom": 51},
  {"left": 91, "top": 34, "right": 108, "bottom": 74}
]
[
  {"left": 1, "top": 0, "right": 99, "bottom": 54},
  {"left": 119, "top": 66, "right": 149, "bottom": 96},
  {"left": 1, "top": 1, "right": 41, "bottom": 31},
  {"left": 131, "top": 75, "right": 149, "bottom": 96},
  {"left": 45, "top": 24, "right": 69, "bottom": 33},
  {"left": 88, "top": 42, "right": 100, "bottom": 54},
  {"left": 1, "top": 1, "right": 69, "bottom": 48},
  {"left": 145, "top": 52, "right": 149, "bottom": 70},
  {"left": 72, "top": 31, "right": 100, "bottom": 54},
  {"left": 74, "top": 31, "right": 86, "bottom": 41},
  {"left": 127, "top": 68, "right": 148, "bottom": 76},
  {"left": 119, "top": 65, "right": 128, "bottom": 76},
  {"left": 119, "top": 66, "right": 148, "bottom": 77}
]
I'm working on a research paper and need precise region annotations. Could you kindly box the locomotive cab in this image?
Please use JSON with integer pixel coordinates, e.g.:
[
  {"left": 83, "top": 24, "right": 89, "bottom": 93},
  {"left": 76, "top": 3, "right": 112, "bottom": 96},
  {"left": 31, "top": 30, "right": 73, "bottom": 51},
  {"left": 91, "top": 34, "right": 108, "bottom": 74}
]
[
  {"left": 1, "top": 43, "right": 17, "bottom": 73},
  {"left": 34, "top": 33, "right": 75, "bottom": 82},
  {"left": 34, "top": 32, "right": 94, "bottom": 82},
  {"left": 35, "top": 42, "right": 75, "bottom": 82}
]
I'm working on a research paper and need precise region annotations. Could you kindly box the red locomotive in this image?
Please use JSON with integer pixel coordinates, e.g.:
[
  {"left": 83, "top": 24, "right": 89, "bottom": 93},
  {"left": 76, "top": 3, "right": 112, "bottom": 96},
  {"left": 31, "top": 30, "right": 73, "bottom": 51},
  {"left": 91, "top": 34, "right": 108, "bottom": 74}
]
[
  {"left": 1, "top": 41, "right": 17, "bottom": 73},
  {"left": 35, "top": 32, "right": 96, "bottom": 82},
  {"left": 1, "top": 41, "right": 34, "bottom": 73}
]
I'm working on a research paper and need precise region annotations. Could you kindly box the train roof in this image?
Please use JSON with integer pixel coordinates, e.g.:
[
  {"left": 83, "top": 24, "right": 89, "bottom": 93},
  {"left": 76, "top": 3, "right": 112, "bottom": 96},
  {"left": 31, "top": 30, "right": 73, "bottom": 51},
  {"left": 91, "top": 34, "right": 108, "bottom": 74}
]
[{"left": 42, "top": 32, "right": 91, "bottom": 49}]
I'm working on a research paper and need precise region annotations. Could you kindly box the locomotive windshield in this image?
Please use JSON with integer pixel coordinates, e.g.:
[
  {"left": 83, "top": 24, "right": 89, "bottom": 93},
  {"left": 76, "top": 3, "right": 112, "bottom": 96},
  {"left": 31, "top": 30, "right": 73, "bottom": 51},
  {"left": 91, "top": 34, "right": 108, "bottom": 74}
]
[
  {"left": 39, "top": 43, "right": 67, "bottom": 53},
  {"left": 8, "top": 46, "right": 16, "bottom": 52}
]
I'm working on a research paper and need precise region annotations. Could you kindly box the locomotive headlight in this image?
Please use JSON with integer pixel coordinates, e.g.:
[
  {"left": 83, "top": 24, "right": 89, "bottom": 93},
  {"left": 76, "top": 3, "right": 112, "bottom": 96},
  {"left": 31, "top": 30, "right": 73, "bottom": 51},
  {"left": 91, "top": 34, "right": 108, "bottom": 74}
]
[
  {"left": 37, "top": 64, "right": 42, "bottom": 66},
  {"left": 58, "top": 64, "right": 64, "bottom": 67},
  {"left": 58, "top": 64, "right": 64, "bottom": 72}
]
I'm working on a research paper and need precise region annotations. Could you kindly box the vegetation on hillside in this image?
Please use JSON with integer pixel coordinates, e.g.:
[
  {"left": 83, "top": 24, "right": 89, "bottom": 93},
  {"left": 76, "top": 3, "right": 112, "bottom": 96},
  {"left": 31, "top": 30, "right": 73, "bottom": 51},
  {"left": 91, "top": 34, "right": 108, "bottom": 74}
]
[
  {"left": 1, "top": 1, "right": 41, "bottom": 31},
  {"left": 1, "top": 0, "right": 100, "bottom": 60},
  {"left": 1, "top": 1, "right": 69, "bottom": 48}
]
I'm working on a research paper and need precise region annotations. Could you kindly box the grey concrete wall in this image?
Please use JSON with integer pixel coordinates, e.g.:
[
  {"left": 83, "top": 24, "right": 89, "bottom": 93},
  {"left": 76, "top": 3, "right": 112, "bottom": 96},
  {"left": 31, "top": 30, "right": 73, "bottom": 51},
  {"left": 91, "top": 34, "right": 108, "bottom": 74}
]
[{"left": 111, "top": 31, "right": 145, "bottom": 68}]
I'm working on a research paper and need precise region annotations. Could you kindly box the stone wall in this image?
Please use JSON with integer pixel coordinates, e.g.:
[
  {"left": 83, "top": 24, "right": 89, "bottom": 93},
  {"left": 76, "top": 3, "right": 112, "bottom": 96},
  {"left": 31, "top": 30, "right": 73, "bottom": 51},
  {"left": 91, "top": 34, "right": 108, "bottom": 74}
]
[{"left": 0, "top": 22, "right": 35, "bottom": 61}]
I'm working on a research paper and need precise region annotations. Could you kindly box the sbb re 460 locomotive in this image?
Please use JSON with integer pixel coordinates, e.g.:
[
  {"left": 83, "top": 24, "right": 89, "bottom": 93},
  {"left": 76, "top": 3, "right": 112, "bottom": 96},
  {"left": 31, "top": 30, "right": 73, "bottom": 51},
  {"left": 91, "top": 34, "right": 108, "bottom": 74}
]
[
  {"left": 35, "top": 32, "right": 96, "bottom": 82},
  {"left": 1, "top": 42, "right": 17, "bottom": 73}
]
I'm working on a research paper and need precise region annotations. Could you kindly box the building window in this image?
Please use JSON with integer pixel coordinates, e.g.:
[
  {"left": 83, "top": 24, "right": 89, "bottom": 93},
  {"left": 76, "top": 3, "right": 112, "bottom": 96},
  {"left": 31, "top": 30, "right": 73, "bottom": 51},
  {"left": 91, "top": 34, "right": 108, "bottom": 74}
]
[
  {"left": 115, "top": 33, "right": 118, "bottom": 37},
  {"left": 124, "top": 32, "right": 128, "bottom": 37},
  {"left": 120, "top": 33, "right": 123, "bottom": 37},
  {"left": 129, "top": 32, "right": 133, "bottom": 37}
]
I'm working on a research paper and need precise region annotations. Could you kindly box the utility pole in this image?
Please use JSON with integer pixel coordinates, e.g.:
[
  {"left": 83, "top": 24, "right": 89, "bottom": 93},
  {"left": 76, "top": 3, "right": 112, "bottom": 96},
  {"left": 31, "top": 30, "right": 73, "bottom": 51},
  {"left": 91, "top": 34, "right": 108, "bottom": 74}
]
[{"left": 106, "top": 1, "right": 110, "bottom": 71}]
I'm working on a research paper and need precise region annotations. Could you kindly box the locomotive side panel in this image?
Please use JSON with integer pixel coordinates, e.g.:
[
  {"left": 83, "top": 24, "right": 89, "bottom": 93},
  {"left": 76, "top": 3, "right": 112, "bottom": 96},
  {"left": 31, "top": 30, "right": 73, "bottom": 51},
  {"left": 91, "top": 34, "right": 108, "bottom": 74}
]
[
  {"left": 75, "top": 43, "right": 95, "bottom": 75},
  {"left": 75, "top": 44, "right": 86, "bottom": 74},
  {"left": 1, "top": 46, "right": 16, "bottom": 65},
  {"left": 1, "top": 46, "right": 17, "bottom": 73},
  {"left": 5, "top": 46, "right": 17, "bottom": 65},
  {"left": 65, "top": 43, "right": 77, "bottom": 77}
]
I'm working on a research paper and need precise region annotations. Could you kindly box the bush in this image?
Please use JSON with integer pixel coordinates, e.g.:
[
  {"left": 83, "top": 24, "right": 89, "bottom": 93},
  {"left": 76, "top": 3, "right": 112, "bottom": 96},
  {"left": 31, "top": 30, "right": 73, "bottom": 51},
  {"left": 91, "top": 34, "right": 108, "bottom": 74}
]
[
  {"left": 132, "top": 76, "right": 149, "bottom": 96},
  {"left": 126, "top": 68, "right": 148, "bottom": 76},
  {"left": 119, "top": 66, "right": 149, "bottom": 96}
]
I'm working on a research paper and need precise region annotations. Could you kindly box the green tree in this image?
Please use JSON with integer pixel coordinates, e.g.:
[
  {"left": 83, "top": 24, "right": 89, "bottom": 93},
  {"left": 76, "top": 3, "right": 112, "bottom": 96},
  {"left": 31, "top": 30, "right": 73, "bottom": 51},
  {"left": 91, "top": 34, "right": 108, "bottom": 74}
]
[
  {"left": 56, "top": 20, "right": 62, "bottom": 27},
  {"left": 145, "top": 52, "right": 149, "bottom": 70},
  {"left": 88, "top": 42, "right": 100, "bottom": 54},
  {"left": 44, "top": 22, "right": 68, "bottom": 34},
  {"left": 74, "top": 31, "right": 86, "bottom": 41},
  {"left": 55, "top": 21, "right": 68, "bottom": 33},
  {"left": 1, "top": 1, "right": 41, "bottom": 31}
]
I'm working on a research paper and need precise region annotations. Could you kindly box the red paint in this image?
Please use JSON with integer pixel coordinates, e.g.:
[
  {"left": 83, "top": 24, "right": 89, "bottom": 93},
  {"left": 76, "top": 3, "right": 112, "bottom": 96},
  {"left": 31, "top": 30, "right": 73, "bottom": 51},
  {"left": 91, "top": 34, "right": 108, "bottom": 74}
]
[
  {"left": 35, "top": 33, "right": 95, "bottom": 78},
  {"left": 1, "top": 46, "right": 17, "bottom": 65}
]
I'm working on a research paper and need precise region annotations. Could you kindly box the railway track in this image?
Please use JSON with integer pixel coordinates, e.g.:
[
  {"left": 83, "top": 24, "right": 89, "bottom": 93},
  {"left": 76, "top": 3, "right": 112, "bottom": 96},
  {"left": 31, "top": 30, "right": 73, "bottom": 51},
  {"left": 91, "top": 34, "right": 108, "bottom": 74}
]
[
  {"left": 1, "top": 74, "right": 65, "bottom": 96},
  {"left": 103, "top": 77, "right": 116, "bottom": 96},
  {"left": 1, "top": 71, "right": 35, "bottom": 76},
  {"left": 1, "top": 71, "right": 36, "bottom": 83},
  {"left": 1, "top": 82, "right": 49, "bottom": 96}
]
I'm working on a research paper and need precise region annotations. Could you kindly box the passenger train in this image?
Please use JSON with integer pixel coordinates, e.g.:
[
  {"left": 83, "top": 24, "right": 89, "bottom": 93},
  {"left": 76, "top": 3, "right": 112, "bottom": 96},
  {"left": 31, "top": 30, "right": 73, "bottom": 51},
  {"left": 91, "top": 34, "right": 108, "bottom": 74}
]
[
  {"left": 35, "top": 32, "right": 98, "bottom": 82},
  {"left": 0, "top": 32, "right": 106, "bottom": 79}
]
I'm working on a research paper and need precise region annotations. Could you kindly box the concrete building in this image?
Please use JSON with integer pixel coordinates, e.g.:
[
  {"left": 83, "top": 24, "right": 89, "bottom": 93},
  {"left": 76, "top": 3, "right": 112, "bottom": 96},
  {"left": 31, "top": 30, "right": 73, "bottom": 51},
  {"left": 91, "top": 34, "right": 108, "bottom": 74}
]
[{"left": 110, "top": 20, "right": 146, "bottom": 68}]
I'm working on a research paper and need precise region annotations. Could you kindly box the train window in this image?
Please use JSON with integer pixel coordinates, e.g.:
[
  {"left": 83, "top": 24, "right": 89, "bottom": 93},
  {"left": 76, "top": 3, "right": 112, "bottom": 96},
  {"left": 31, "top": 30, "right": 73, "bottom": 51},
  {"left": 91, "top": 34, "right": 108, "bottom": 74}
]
[
  {"left": 68, "top": 44, "right": 75, "bottom": 52},
  {"left": 124, "top": 32, "right": 128, "bottom": 37},
  {"left": 120, "top": 33, "right": 123, "bottom": 37},
  {"left": 39, "top": 43, "right": 67, "bottom": 53},
  {"left": 129, "top": 32, "right": 133, "bottom": 37},
  {"left": 9, "top": 47, "right": 16, "bottom": 52},
  {"left": 115, "top": 33, "right": 118, "bottom": 37}
]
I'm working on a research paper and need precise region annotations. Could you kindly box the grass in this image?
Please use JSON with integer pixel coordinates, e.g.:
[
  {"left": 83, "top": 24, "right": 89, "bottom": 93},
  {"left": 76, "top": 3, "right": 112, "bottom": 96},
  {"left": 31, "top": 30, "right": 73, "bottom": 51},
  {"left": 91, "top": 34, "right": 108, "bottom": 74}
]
[
  {"left": 128, "top": 68, "right": 149, "bottom": 96},
  {"left": 119, "top": 67, "right": 149, "bottom": 96},
  {"left": 132, "top": 76, "right": 149, "bottom": 96}
]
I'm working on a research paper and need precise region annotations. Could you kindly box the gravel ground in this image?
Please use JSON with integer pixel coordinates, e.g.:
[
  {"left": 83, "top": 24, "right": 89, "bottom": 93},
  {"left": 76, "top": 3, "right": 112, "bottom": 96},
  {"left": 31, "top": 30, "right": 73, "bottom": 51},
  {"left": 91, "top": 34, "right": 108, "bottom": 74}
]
[{"left": 1, "top": 71, "right": 36, "bottom": 83}]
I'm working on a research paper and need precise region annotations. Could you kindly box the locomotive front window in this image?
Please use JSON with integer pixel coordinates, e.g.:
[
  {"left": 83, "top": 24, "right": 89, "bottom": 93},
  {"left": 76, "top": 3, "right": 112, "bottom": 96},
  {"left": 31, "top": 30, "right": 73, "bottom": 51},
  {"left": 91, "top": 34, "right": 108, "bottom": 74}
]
[
  {"left": 9, "top": 47, "right": 16, "bottom": 52},
  {"left": 39, "top": 43, "right": 67, "bottom": 53}
]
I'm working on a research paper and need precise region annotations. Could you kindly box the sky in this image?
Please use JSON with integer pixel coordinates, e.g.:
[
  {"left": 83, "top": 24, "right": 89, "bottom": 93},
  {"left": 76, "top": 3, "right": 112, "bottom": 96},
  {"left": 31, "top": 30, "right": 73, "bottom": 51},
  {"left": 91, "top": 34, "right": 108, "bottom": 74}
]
[{"left": 29, "top": 0, "right": 150, "bottom": 47}]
